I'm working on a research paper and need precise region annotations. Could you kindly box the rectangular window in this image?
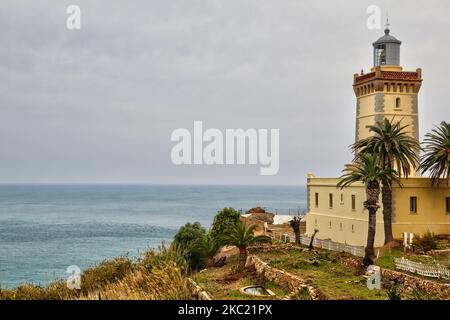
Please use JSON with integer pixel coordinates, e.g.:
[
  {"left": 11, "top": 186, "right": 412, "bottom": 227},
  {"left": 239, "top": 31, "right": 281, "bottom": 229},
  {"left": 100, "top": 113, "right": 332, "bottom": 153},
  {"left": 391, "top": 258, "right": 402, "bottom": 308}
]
[
  {"left": 410, "top": 196, "right": 417, "bottom": 214},
  {"left": 446, "top": 197, "right": 450, "bottom": 214},
  {"left": 340, "top": 193, "right": 344, "bottom": 204},
  {"left": 351, "top": 195, "right": 356, "bottom": 211},
  {"left": 315, "top": 193, "right": 319, "bottom": 208},
  {"left": 329, "top": 193, "right": 333, "bottom": 208},
  {"left": 395, "top": 97, "right": 401, "bottom": 109}
]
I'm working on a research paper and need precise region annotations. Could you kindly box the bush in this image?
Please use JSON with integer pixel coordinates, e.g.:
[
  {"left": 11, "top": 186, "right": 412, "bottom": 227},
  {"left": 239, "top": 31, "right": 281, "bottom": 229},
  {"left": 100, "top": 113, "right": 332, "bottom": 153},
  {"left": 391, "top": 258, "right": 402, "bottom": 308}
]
[
  {"left": 386, "top": 285, "right": 402, "bottom": 300},
  {"left": 0, "top": 245, "right": 192, "bottom": 300},
  {"left": 81, "top": 256, "right": 135, "bottom": 293},
  {"left": 415, "top": 231, "right": 438, "bottom": 252},
  {"left": 173, "top": 222, "right": 206, "bottom": 250},
  {"left": 0, "top": 280, "right": 78, "bottom": 300},
  {"left": 172, "top": 222, "right": 206, "bottom": 270},
  {"left": 79, "top": 262, "right": 191, "bottom": 300},
  {"left": 142, "top": 244, "right": 189, "bottom": 276},
  {"left": 209, "top": 207, "right": 240, "bottom": 241}
]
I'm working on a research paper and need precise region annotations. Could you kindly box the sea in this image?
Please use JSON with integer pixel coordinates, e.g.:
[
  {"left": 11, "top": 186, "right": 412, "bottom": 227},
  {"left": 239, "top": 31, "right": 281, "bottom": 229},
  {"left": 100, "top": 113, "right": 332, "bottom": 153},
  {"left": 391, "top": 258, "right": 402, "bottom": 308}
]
[{"left": 0, "top": 184, "right": 306, "bottom": 288}]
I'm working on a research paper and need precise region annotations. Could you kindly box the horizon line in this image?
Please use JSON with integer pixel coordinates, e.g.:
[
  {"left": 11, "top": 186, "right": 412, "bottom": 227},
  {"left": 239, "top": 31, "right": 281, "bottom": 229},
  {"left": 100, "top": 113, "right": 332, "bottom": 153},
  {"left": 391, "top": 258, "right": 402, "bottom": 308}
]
[{"left": 0, "top": 182, "right": 306, "bottom": 187}]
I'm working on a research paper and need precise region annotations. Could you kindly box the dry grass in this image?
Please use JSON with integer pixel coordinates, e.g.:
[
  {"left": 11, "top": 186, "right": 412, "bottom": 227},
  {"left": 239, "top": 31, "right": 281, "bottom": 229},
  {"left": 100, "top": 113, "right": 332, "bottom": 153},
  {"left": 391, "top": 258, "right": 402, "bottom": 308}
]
[
  {"left": 0, "top": 246, "right": 191, "bottom": 300},
  {"left": 79, "top": 262, "right": 190, "bottom": 300}
]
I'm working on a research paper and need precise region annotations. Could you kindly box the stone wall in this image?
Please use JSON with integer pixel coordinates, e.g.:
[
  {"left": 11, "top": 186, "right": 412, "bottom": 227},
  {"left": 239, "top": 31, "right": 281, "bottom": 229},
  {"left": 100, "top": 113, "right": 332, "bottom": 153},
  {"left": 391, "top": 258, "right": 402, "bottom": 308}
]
[
  {"left": 245, "top": 255, "right": 328, "bottom": 300},
  {"left": 187, "top": 278, "right": 213, "bottom": 300},
  {"left": 249, "top": 243, "right": 298, "bottom": 253},
  {"left": 381, "top": 268, "right": 450, "bottom": 299}
]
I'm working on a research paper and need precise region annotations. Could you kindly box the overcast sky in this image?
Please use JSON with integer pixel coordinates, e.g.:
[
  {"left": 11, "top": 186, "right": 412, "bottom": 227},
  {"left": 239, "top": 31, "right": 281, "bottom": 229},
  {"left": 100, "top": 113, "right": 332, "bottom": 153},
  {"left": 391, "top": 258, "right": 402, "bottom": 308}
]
[{"left": 0, "top": 0, "right": 449, "bottom": 185}]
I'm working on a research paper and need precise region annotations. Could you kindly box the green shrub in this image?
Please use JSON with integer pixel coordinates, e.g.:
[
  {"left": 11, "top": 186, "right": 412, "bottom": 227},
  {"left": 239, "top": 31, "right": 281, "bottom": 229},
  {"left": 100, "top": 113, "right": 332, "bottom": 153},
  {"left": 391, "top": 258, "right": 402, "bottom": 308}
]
[
  {"left": 292, "top": 287, "right": 312, "bottom": 300},
  {"left": 415, "top": 231, "right": 438, "bottom": 252},
  {"left": 386, "top": 285, "right": 402, "bottom": 300},
  {"left": 209, "top": 208, "right": 240, "bottom": 242},
  {"left": 81, "top": 255, "right": 135, "bottom": 293},
  {"left": 142, "top": 244, "right": 189, "bottom": 275},
  {"left": 172, "top": 222, "right": 206, "bottom": 270},
  {"left": 173, "top": 222, "right": 206, "bottom": 249}
]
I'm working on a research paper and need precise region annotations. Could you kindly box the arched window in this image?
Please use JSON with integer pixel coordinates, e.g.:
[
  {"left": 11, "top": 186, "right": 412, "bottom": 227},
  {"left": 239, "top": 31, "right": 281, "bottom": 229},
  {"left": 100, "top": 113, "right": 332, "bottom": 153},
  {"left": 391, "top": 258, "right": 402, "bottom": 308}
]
[{"left": 395, "top": 97, "right": 401, "bottom": 109}]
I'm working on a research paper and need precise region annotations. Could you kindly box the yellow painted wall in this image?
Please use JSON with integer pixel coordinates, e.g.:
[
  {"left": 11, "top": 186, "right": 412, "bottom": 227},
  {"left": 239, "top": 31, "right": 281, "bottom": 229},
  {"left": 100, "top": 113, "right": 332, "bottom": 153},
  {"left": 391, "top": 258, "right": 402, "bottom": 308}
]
[
  {"left": 356, "top": 92, "right": 418, "bottom": 142},
  {"left": 305, "top": 177, "right": 450, "bottom": 247},
  {"left": 392, "top": 178, "right": 450, "bottom": 235}
]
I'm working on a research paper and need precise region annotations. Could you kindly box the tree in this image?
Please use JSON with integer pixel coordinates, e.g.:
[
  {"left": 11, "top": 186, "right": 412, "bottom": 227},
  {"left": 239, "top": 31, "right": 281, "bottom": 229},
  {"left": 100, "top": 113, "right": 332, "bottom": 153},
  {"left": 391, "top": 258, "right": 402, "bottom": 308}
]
[
  {"left": 352, "top": 119, "right": 419, "bottom": 245},
  {"left": 338, "top": 154, "right": 399, "bottom": 266},
  {"left": 191, "top": 233, "right": 221, "bottom": 268},
  {"left": 421, "top": 121, "right": 450, "bottom": 185},
  {"left": 220, "top": 221, "right": 271, "bottom": 269},
  {"left": 289, "top": 215, "right": 302, "bottom": 244},
  {"left": 308, "top": 229, "right": 319, "bottom": 251},
  {"left": 172, "top": 222, "right": 206, "bottom": 269},
  {"left": 209, "top": 207, "right": 241, "bottom": 241}
]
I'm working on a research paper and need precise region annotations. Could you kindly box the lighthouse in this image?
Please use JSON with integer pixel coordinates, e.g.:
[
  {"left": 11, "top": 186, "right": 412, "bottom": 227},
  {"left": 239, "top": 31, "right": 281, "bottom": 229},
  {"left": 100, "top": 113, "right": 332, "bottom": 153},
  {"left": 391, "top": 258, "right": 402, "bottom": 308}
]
[{"left": 352, "top": 24, "right": 423, "bottom": 167}]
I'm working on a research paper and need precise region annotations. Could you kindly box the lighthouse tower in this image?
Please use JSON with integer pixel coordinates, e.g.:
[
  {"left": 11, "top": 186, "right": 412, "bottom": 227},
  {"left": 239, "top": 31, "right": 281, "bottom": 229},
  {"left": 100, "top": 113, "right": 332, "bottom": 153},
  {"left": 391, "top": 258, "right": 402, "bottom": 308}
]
[{"left": 353, "top": 24, "right": 423, "bottom": 154}]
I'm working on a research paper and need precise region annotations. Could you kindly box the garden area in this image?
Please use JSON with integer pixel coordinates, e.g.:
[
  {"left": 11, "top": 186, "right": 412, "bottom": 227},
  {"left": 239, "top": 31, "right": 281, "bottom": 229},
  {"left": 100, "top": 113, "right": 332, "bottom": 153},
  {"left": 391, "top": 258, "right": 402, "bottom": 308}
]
[{"left": 192, "top": 255, "right": 290, "bottom": 300}]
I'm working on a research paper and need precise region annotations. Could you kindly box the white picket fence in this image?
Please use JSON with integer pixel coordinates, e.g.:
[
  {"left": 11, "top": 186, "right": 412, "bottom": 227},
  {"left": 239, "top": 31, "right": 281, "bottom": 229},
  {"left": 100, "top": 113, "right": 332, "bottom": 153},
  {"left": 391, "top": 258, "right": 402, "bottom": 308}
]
[
  {"left": 268, "top": 230, "right": 294, "bottom": 244},
  {"left": 267, "top": 231, "right": 365, "bottom": 257},
  {"left": 394, "top": 257, "right": 450, "bottom": 280},
  {"left": 300, "top": 236, "right": 366, "bottom": 257}
]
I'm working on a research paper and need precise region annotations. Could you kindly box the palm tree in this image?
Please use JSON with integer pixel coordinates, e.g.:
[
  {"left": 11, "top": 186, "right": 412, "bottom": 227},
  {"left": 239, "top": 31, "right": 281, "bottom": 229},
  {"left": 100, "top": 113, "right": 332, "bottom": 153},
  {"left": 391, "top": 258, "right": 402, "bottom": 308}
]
[
  {"left": 337, "top": 154, "right": 400, "bottom": 266},
  {"left": 289, "top": 215, "right": 302, "bottom": 244},
  {"left": 421, "top": 121, "right": 450, "bottom": 185},
  {"left": 191, "top": 233, "right": 221, "bottom": 268},
  {"left": 352, "top": 118, "right": 420, "bottom": 245},
  {"left": 220, "top": 221, "right": 271, "bottom": 269}
]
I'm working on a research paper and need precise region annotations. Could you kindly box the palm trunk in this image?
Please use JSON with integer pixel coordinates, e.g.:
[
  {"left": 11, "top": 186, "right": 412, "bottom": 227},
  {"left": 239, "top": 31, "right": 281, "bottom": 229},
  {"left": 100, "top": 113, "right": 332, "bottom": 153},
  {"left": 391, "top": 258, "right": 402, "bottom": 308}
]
[
  {"left": 363, "top": 182, "right": 380, "bottom": 266},
  {"left": 239, "top": 248, "right": 248, "bottom": 269},
  {"left": 364, "top": 209, "right": 377, "bottom": 266},
  {"left": 381, "top": 178, "right": 394, "bottom": 244}
]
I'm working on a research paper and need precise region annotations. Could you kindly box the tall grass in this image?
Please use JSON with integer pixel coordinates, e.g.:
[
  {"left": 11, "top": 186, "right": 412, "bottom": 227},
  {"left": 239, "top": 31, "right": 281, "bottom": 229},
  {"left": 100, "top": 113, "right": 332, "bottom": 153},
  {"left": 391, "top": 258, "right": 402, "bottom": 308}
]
[{"left": 0, "top": 245, "right": 191, "bottom": 300}]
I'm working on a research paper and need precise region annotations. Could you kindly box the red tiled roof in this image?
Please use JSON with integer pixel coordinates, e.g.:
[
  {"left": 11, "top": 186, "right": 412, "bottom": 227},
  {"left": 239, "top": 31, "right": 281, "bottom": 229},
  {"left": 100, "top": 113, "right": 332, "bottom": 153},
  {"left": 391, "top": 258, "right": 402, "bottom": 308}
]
[{"left": 355, "top": 71, "right": 420, "bottom": 84}]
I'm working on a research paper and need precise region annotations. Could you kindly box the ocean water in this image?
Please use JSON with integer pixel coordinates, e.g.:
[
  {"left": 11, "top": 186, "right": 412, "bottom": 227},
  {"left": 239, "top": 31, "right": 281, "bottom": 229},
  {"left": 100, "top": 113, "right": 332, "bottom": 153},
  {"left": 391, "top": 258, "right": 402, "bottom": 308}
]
[{"left": 0, "top": 184, "right": 306, "bottom": 288}]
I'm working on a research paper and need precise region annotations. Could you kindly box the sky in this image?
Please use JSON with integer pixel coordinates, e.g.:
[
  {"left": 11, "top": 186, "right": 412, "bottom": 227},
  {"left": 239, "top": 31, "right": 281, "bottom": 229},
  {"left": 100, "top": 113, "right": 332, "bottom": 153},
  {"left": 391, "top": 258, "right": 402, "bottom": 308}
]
[{"left": 0, "top": 0, "right": 449, "bottom": 185}]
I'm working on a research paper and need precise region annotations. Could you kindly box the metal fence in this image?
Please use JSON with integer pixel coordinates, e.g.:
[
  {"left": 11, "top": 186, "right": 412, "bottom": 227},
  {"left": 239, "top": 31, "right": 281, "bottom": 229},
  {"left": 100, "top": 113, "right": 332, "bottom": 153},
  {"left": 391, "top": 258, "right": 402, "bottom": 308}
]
[{"left": 394, "top": 257, "right": 450, "bottom": 280}]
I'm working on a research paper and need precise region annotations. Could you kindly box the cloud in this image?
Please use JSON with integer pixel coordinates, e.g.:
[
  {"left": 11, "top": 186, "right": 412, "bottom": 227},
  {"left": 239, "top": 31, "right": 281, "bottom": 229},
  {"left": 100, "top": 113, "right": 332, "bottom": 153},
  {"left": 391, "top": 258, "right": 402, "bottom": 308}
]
[{"left": 0, "top": 0, "right": 449, "bottom": 184}]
